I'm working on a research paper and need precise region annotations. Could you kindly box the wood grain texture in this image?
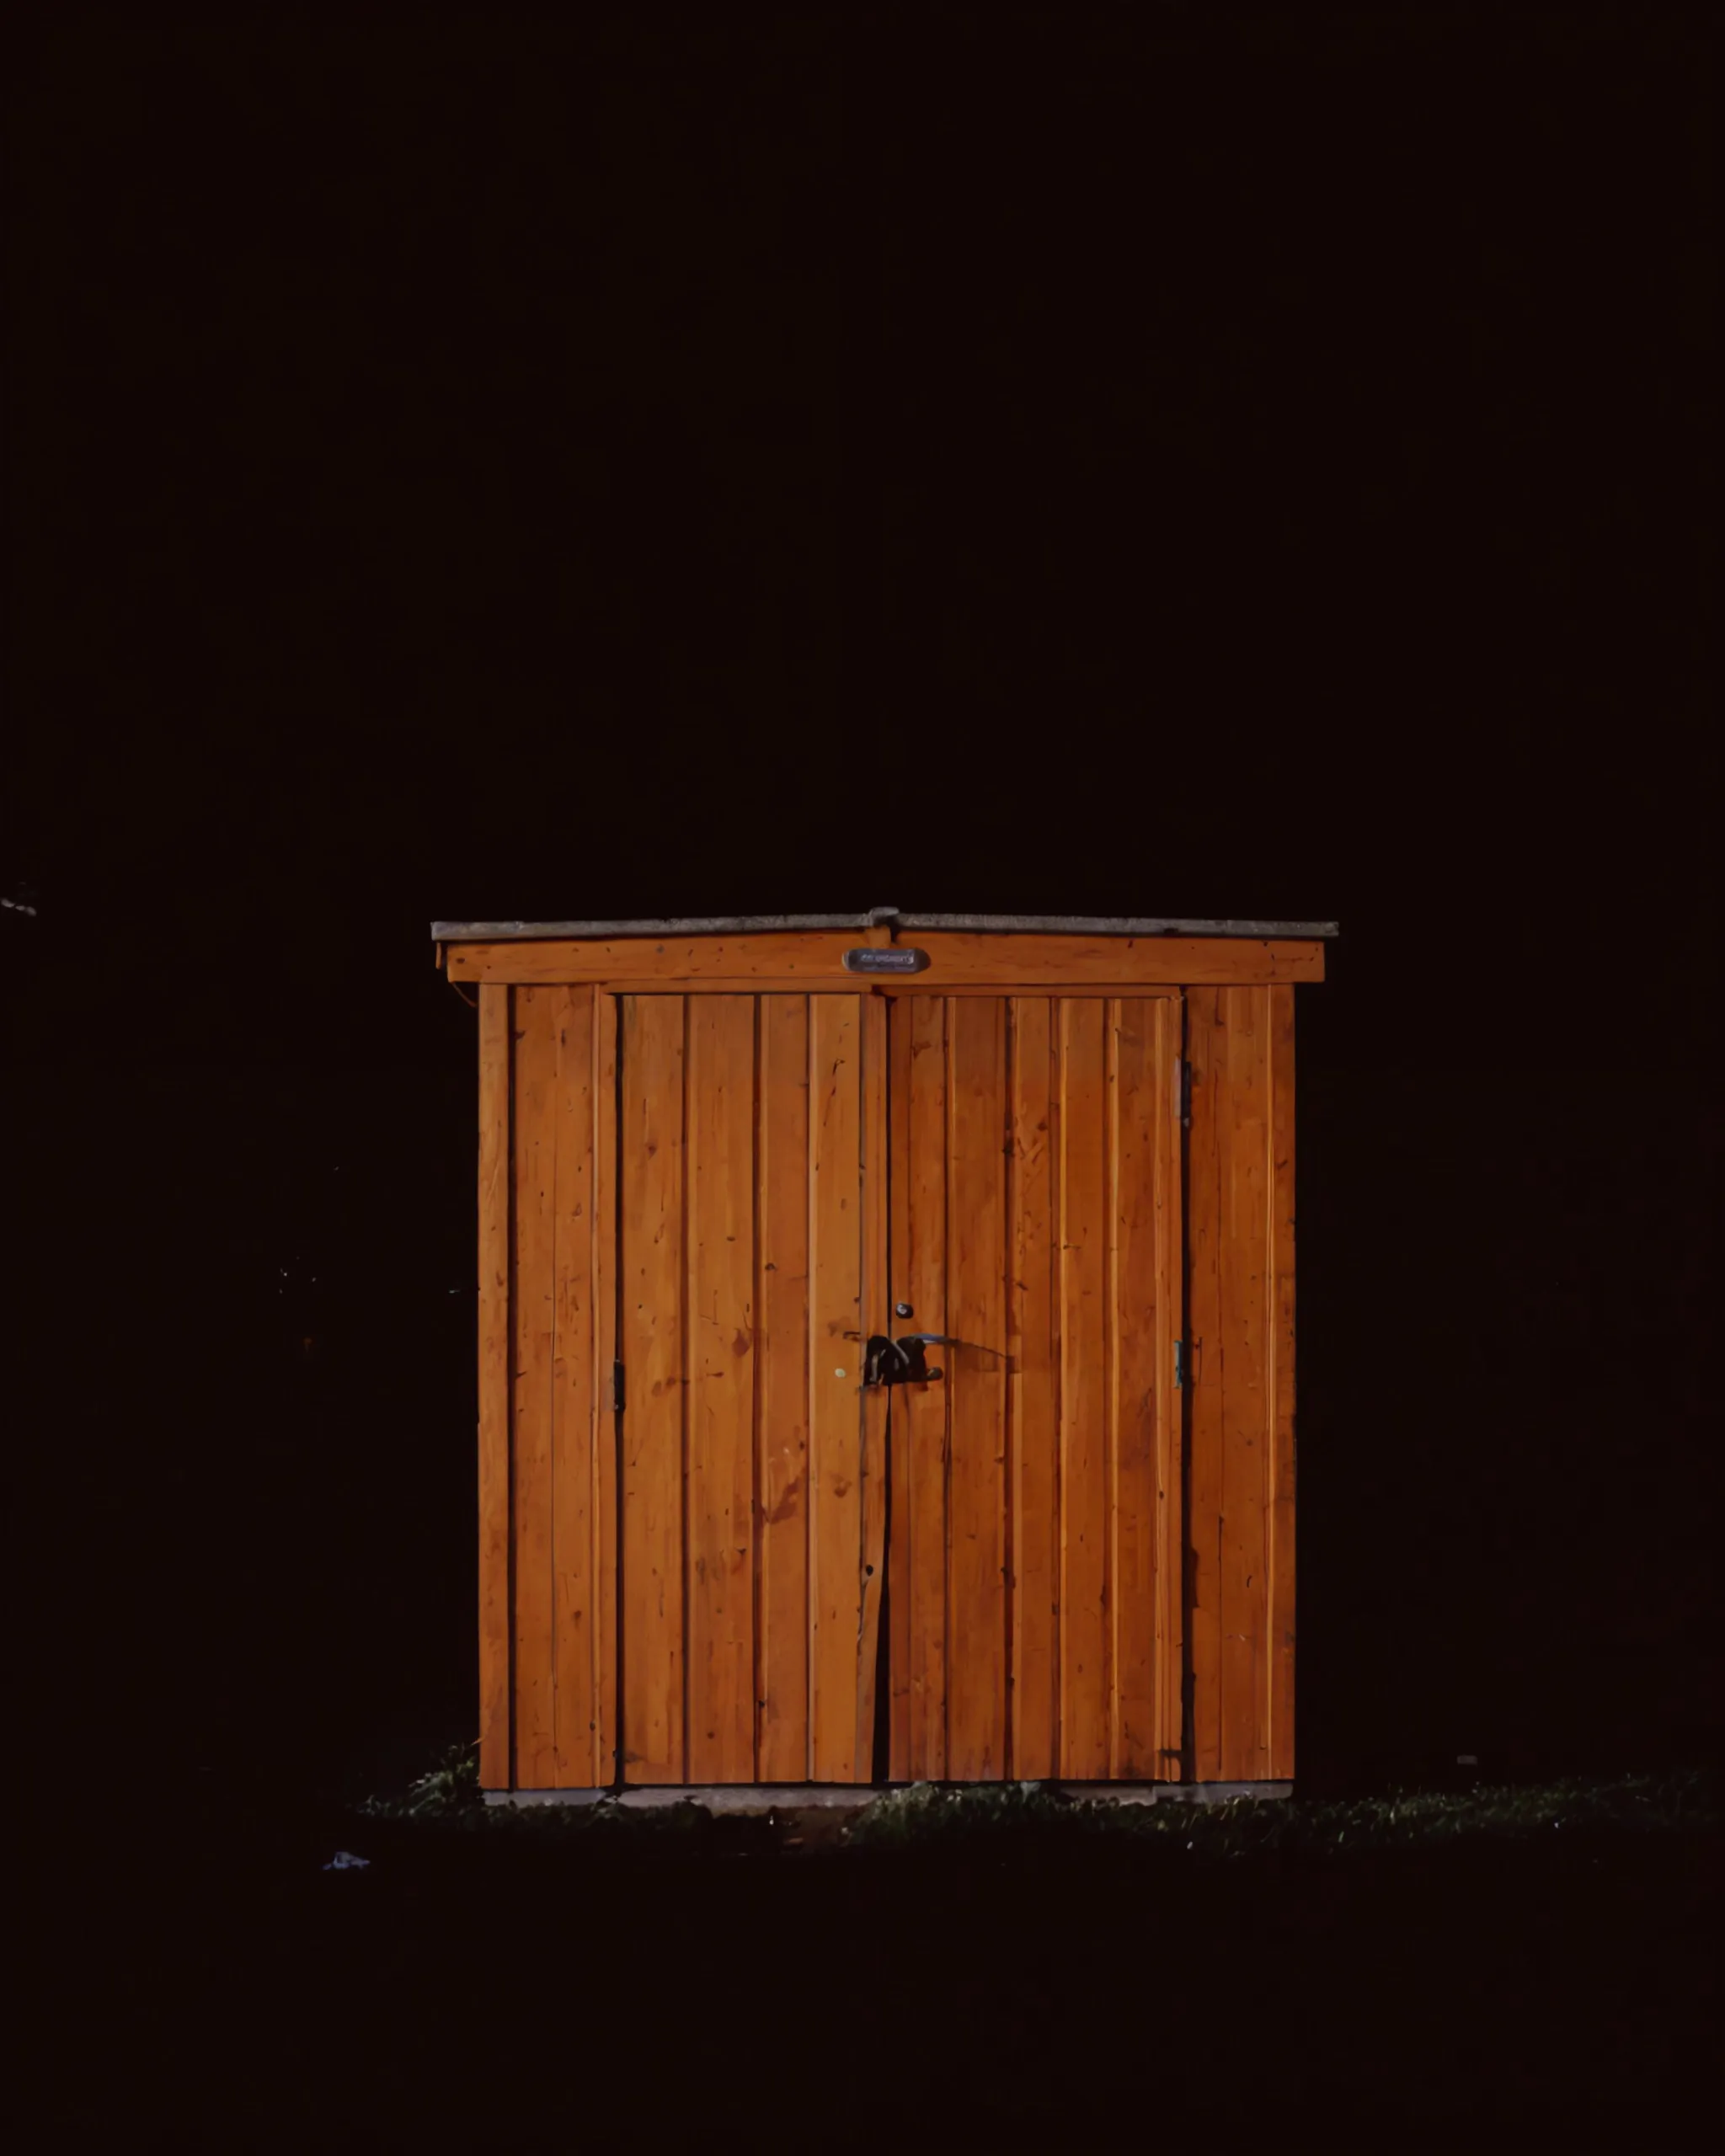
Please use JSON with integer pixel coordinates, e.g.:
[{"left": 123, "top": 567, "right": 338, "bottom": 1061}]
[
  {"left": 1268, "top": 984, "right": 1297, "bottom": 1781},
  {"left": 886, "top": 994, "right": 1186, "bottom": 1785},
  {"left": 685, "top": 996, "right": 756, "bottom": 1782},
  {"left": 477, "top": 985, "right": 512, "bottom": 1788},
  {"left": 1108, "top": 998, "right": 1179, "bottom": 1777},
  {"left": 809, "top": 996, "right": 866, "bottom": 1780},
  {"left": 1107, "top": 1000, "right": 1142, "bottom": 1777},
  {"left": 856, "top": 995, "right": 891, "bottom": 1774},
  {"left": 884, "top": 997, "right": 914, "bottom": 1776},
  {"left": 1155, "top": 996, "right": 1186, "bottom": 1780},
  {"left": 1219, "top": 986, "right": 1270, "bottom": 1781},
  {"left": 511, "top": 987, "right": 558, "bottom": 1787},
  {"left": 593, "top": 991, "right": 619, "bottom": 1784},
  {"left": 756, "top": 995, "right": 810, "bottom": 1781},
  {"left": 477, "top": 965, "right": 1297, "bottom": 1791},
  {"left": 1008, "top": 997, "right": 1058, "bottom": 1781},
  {"left": 558, "top": 980, "right": 1195, "bottom": 999},
  {"left": 1187, "top": 985, "right": 1294, "bottom": 1783},
  {"left": 451, "top": 931, "right": 857, "bottom": 984},
  {"left": 549, "top": 985, "right": 601, "bottom": 1786},
  {"left": 447, "top": 935, "right": 1325, "bottom": 987},
  {"left": 1058, "top": 999, "right": 1110, "bottom": 1779},
  {"left": 915, "top": 933, "right": 1322, "bottom": 987},
  {"left": 620, "top": 995, "right": 686, "bottom": 1782},
  {"left": 893, "top": 994, "right": 949, "bottom": 1780},
  {"left": 1188, "top": 989, "right": 1224, "bottom": 1781},
  {"left": 945, "top": 997, "right": 1009, "bottom": 1779}
]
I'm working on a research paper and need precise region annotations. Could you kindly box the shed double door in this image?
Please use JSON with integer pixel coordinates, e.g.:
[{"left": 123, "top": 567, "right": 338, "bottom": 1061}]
[{"left": 609, "top": 988, "right": 1185, "bottom": 1787}]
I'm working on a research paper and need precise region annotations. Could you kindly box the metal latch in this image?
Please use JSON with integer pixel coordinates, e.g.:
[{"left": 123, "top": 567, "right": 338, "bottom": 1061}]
[{"left": 862, "top": 1333, "right": 952, "bottom": 1386}]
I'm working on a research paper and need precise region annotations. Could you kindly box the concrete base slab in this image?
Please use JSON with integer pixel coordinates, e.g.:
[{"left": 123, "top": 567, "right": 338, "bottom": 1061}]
[
  {"left": 484, "top": 1784, "right": 876, "bottom": 1815},
  {"left": 1057, "top": 1781, "right": 1294, "bottom": 1806},
  {"left": 483, "top": 1780, "right": 1293, "bottom": 1812},
  {"left": 485, "top": 1787, "right": 611, "bottom": 1808}
]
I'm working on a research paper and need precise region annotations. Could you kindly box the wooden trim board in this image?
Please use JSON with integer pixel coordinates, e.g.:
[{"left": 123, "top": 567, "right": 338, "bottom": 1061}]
[{"left": 446, "top": 933, "right": 1325, "bottom": 988}]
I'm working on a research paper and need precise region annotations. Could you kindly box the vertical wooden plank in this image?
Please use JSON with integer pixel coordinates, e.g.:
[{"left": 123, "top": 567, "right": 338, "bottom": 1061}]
[
  {"left": 1045, "top": 992, "right": 1065, "bottom": 1780},
  {"left": 1268, "top": 984, "right": 1297, "bottom": 1781},
  {"left": 1108, "top": 999, "right": 1154, "bottom": 1776},
  {"left": 685, "top": 996, "right": 757, "bottom": 1782},
  {"left": 620, "top": 995, "right": 686, "bottom": 1783},
  {"left": 477, "top": 984, "right": 512, "bottom": 1789},
  {"left": 809, "top": 995, "right": 864, "bottom": 1780},
  {"left": 550, "top": 985, "right": 599, "bottom": 1785},
  {"left": 1189, "top": 985, "right": 1293, "bottom": 1784},
  {"left": 1219, "top": 985, "right": 1271, "bottom": 1780},
  {"left": 511, "top": 986, "right": 558, "bottom": 1788},
  {"left": 886, "top": 997, "right": 915, "bottom": 1776},
  {"left": 945, "top": 996, "right": 1008, "bottom": 1779},
  {"left": 1008, "top": 996, "right": 1058, "bottom": 1781},
  {"left": 898, "top": 993, "right": 949, "bottom": 1780},
  {"left": 757, "top": 994, "right": 811, "bottom": 1781},
  {"left": 1155, "top": 995, "right": 1185, "bottom": 1780},
  {"left": 1187, "top": 988, "right": 1224, "bottom": 1780},
  {"left": 856, "top": 994, "right": 891, "bottom": 1774},
  {"left": 592, "top": 990, "right": 619, "bottom": 1785},
  {"left": 1058, "top": 997, "right": 1109, "bottom": 1779}
]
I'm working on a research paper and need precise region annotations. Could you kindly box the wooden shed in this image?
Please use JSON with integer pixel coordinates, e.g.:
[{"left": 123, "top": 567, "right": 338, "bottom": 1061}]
[{"left": 435, "top": 911, "right": 1333, "bottom": 1795}]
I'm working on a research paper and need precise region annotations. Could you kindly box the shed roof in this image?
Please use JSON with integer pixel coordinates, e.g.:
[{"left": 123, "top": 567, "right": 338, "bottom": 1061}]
[{"left": 432, "top": 911, "right": 1338, "bottom": 940}]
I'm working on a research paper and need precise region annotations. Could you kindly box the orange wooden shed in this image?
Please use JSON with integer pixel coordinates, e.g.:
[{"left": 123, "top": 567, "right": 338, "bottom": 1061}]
[{"left": 434, "top": 910, "right": 1333, "bottom": 1796}]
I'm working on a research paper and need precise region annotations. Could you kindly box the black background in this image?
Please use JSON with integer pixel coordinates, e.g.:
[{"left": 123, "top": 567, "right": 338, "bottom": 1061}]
[{"left": 8, "top": 3, "right": 1717, "bottom": 1845}]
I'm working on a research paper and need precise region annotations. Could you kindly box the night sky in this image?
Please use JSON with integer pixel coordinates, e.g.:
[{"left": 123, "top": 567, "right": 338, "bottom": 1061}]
[{"left": 10, "top": 5, "right": 1716, "bottom": 1823}]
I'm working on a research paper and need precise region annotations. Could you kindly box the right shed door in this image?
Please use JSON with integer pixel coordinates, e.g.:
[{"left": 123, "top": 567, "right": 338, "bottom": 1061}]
[{"left": 885, "top": 991, "right": 1185, "bottom": 1784}]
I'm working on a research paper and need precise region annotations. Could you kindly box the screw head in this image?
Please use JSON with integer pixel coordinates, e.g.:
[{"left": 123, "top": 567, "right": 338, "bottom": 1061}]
[{"left": 895, "top": 1301, "right": 913, "bottom": 1320}]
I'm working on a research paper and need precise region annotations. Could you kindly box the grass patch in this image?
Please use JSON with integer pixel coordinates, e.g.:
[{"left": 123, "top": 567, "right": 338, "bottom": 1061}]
[
  {"left": 842, "top": 1769, "right": 1718, "bottom": 1855},
  {"left": 355, "top": 1745, "right": 761, "bottom": 1849},
  {"left": 357, "top": 1742, "right": 487, "bottom": 1819},
  {"left": 352, "top": 1750, "right": 1717, "bottom": 1865}
]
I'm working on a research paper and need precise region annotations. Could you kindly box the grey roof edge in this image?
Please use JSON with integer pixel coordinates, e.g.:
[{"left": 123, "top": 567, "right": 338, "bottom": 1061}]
[{"left": 432, "top": 912, "right": 1339, "bottom": 941}]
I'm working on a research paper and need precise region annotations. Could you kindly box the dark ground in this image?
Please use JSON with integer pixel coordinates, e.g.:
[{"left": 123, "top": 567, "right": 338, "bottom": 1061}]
[
  {"left": 29, "top": 1778, "right": 1724, "bottom": 2150},
  {"left": 8, "top": 4, "right": 1719, "bottom": 2145}
]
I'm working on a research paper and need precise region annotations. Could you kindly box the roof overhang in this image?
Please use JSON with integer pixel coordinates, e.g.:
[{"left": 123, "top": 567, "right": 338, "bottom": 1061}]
[{"left": 432, "top": 912, "right": 1339, "bottom": 942}]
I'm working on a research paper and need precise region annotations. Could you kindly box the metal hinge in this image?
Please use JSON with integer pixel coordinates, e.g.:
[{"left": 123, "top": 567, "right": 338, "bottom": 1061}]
[
  {"left": 611, "top": 1361, "right": 625, "bottom": 1413},
  {"left": 1174, "top": 1341, "right": 1185, "bottom": 1389}
]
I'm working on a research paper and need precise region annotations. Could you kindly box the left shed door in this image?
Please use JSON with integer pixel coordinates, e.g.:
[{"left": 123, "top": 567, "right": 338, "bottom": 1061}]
[
  {"left": 478, "top": 982, "right": 619, "bottom": 1791},
  {"left": 478, "top": 985, "right": 887, "bottom": 1791}
]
